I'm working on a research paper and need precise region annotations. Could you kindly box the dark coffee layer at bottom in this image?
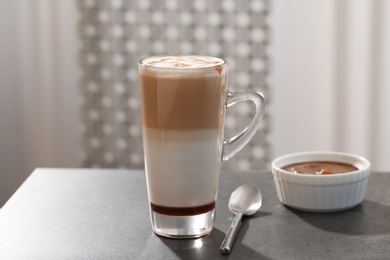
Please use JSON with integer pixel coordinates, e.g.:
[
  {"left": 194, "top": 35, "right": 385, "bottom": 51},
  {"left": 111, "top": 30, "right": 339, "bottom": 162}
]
[{"left": 150, "top": 202, "right": 215, "bottom": 216}]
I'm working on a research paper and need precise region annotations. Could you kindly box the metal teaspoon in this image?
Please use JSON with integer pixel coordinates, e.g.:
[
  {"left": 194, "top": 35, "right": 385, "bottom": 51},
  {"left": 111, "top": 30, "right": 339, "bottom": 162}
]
[{"left": 219, "top": 184, "right": 262, "bottom": 255}]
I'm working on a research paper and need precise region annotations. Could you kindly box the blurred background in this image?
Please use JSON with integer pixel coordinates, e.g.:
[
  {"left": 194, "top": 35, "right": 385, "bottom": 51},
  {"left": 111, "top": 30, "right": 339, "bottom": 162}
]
[{"left": 0, "top": 0, "right": 389, "bottom": 206}]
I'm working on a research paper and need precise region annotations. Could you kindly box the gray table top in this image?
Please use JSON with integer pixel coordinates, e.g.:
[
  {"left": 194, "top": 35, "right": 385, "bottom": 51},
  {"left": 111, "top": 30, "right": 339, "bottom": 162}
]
[{"left": 0, "top": 168, "right": 389, "bottom": 259}]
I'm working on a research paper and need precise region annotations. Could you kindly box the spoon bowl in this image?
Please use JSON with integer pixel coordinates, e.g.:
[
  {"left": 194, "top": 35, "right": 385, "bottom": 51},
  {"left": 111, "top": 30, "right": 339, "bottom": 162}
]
[
  {"left": 229, "top": 184, "right": 262, "bottom": 215},
  {"left": 220, "top": 184, "right": 262, "bottom": 255}
]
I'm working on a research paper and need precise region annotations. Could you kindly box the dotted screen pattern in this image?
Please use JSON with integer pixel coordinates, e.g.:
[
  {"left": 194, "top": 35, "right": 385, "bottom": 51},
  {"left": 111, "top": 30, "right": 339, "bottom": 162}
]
[{"left": 78, "top": 0, "right": 270, "bottom": 171}]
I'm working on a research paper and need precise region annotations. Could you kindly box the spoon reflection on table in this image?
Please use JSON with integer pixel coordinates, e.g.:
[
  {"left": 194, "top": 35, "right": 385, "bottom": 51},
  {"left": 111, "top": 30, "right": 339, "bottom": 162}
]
[{"left": 219, "top": 184, "right": 262, "bottom": 255}]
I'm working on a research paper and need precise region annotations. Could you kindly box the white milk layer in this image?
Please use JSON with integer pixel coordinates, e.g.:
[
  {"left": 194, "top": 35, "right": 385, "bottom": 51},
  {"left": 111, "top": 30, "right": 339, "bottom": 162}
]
[{"left": 143, "top": 129, "right": 223, "bottom": 208}]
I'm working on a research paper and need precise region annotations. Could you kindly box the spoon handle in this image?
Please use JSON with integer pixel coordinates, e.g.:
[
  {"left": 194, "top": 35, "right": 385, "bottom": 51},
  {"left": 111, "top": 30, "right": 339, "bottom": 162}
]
[{"left": 219, "top": 212, "right": 243, "bottom": 255}]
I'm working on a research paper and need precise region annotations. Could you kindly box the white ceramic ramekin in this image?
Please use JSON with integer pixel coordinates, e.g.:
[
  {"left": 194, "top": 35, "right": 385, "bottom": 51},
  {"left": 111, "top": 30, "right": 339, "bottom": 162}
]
[{"left": 271, "top": 151, "right": 371, "bottom": 212}]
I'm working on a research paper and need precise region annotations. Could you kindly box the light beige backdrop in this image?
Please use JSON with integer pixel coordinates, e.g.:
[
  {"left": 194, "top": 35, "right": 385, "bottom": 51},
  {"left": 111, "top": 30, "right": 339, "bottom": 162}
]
[{"left": 78, "top": 0, "right": 271, "bottom": 171}]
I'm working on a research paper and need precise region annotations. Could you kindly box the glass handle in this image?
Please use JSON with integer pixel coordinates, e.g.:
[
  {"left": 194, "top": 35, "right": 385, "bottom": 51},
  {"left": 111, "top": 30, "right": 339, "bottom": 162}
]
[{"left": 222, "top": 91, "right": 266, "bottom": 162}]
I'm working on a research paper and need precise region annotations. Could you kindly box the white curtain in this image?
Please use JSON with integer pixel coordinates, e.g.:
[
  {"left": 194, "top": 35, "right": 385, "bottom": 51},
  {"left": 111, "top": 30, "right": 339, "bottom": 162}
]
[
  {"left": 270, "top": 0, "right": 390, "bottom": 171},
  {"left": 0, "top": 0, "right": 80, "bottom": 206}
]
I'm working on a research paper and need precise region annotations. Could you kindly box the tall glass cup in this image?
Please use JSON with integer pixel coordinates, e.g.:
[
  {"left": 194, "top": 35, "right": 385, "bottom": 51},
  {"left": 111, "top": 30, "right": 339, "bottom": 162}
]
[{"left": 138, "top": 55, "right": 265, "bottom": 238}]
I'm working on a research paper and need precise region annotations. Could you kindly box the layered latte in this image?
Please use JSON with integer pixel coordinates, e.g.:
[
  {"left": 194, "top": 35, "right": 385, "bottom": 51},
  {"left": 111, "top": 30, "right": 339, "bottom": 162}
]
[{"left": 139, "top": 56, "right": 227, "bottom": 216}]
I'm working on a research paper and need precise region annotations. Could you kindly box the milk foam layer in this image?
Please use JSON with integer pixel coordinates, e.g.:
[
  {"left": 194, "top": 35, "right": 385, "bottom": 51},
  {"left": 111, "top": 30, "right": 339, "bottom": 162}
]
[
  {"left": 142, "top": 55, "right": 225, "bottom": 69},
  {"left": 144, "top": 129, "right": 222, "bottom": 208}
]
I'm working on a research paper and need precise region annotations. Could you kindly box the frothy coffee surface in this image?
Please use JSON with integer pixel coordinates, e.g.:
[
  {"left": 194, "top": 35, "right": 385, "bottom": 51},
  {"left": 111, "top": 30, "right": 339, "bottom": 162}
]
[{"left": 141, "top": 55, "right": 225, "bottom": 69}]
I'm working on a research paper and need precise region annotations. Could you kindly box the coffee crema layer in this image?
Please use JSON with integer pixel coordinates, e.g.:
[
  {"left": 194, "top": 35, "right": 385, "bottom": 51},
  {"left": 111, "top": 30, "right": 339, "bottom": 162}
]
[
  {"left": 140, "top": 73, "right": 226, "bottom": 130},
  {"left": 141, "top": 55, "right": 225, "bottom": 69}
]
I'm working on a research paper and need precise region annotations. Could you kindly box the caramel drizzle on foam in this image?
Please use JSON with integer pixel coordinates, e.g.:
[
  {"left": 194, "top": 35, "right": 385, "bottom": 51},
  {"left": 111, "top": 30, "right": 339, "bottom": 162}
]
[
  {"left": 148, "top": 60, "right": 192, "bottom": 68},
  {"left": 214, "top": 64, "right": 224, "bottom": 75},
  {"left": 145, "top": 56, "right": 224, "bottom": 69}
]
